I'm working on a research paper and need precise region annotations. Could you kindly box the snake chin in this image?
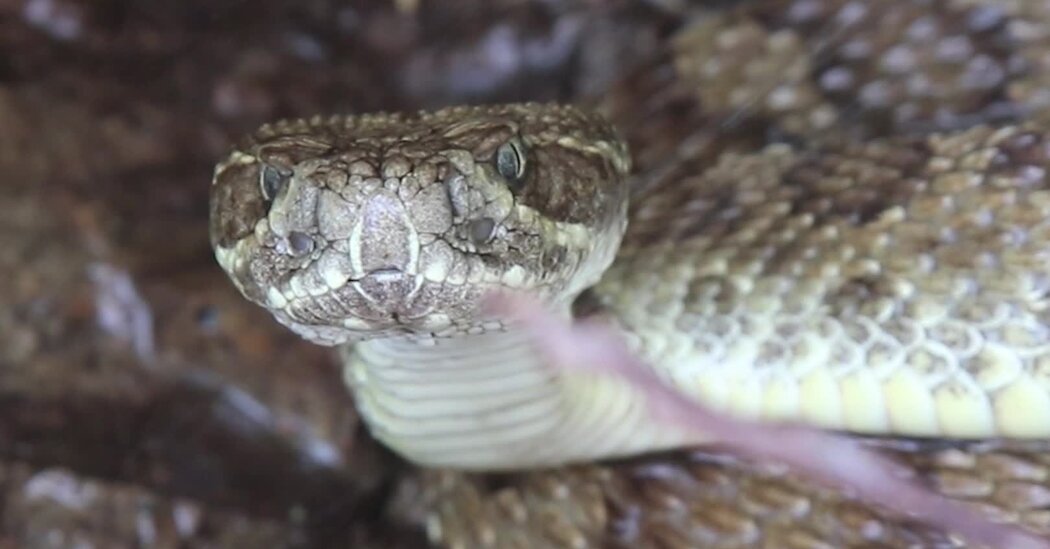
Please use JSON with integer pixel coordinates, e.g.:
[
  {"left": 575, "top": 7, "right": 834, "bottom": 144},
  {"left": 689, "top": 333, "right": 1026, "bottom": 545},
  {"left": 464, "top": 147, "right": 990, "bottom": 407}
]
[{"left": 209, "top": 104, "right": 631, "bottom": 345}]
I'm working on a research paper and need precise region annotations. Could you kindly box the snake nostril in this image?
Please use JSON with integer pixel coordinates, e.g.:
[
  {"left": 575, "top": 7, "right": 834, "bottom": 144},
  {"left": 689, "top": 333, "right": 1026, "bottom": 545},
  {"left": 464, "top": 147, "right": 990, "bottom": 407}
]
[
  {"left": 288, "top": 231, "right": 314, "bottom": 256},
  {"left": 469, "top": 217, "right": 496, "bottom": 245}
]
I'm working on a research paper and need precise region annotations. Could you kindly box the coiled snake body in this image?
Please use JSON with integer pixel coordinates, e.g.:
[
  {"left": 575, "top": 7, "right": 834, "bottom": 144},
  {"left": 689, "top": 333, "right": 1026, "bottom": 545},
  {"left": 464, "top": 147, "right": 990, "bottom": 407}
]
[{"left": 210, "top": 1, "right": 1050, "bottom": 547}]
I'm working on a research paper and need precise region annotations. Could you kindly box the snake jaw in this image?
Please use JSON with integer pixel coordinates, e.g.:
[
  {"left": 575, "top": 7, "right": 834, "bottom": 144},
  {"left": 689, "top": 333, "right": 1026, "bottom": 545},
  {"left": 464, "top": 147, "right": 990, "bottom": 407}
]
[{"left": 209, "top": 104, "right": 631, "bottom": 345}]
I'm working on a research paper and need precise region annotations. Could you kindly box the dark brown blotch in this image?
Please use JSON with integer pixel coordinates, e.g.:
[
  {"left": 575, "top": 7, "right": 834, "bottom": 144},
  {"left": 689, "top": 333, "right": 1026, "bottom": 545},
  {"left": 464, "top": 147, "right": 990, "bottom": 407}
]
[
  {"left": 780, "top": 139, "right": 929, "bottom": 225},
  {"left": 209, "top": 161, "right": 266, "bottom": 249},
  {"left": 516, "top": 145, "right": 623, "bottom": 226}
]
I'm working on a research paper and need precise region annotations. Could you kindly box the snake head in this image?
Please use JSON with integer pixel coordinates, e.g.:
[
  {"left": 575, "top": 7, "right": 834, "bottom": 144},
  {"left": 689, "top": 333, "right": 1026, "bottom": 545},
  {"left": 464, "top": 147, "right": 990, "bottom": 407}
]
[{"left": 209, "top": 104, "right": 630, "bottom": 345}]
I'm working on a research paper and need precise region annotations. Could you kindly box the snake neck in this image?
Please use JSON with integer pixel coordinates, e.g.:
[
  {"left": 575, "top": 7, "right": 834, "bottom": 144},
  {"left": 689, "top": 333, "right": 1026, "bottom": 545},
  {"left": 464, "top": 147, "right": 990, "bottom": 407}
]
[{"left": 341, "top": 320, "right": 691, "bottom": 470}]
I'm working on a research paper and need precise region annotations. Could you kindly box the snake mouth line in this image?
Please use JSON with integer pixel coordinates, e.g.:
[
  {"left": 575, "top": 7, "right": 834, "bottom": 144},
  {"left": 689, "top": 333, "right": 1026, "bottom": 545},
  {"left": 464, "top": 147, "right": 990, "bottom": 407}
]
[{"left": 350, "top": 267, "right": 408, "bottom": 283}]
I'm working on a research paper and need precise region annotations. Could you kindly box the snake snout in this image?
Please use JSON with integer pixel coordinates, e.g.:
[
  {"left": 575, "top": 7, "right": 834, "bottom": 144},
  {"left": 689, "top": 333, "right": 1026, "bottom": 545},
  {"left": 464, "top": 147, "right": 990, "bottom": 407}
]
[{"left": 355, "top": 192, "right": 417, "bottom": 277}]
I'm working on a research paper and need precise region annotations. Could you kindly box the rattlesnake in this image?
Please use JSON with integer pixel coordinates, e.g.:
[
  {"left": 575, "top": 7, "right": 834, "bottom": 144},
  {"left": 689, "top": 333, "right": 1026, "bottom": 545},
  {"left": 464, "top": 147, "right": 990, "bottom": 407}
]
[{"left": 210, "top": 1, "right": 1050, "bottom": 547}]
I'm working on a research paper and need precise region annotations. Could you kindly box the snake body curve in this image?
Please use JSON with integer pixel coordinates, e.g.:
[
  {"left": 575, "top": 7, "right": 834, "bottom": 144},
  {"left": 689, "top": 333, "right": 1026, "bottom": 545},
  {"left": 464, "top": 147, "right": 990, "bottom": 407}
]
[{"left": 210, "top": 1, "right": 1050, "bottom": 546}]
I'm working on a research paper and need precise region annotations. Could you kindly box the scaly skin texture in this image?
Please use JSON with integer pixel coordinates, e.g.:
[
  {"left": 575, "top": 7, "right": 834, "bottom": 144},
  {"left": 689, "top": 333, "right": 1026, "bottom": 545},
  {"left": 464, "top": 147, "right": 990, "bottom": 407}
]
[
  {"left": 210, "top": 105, "right": 629, "bottom": 345},
  {"left": 361, "top": 123, "right": 1050, "bottom": 548},
  {"left": 608, "top": 126, "right": 1050, "bottom": 439},
  {"left": 420, "top": 441, "right": 1050, "bottom": 548},
  {"left": 210, "top": 0, "right": 1050, "bottom": 547}
]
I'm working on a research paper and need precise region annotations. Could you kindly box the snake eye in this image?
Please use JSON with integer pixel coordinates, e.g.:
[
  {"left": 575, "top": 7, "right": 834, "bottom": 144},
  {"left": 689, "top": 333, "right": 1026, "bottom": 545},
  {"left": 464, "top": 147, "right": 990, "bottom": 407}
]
[
  {"left": 260, "top": 164, "right": 289, "bottom": 202},
  {"left": 495, "top": 138, "right": 527, "bottom": 187}
]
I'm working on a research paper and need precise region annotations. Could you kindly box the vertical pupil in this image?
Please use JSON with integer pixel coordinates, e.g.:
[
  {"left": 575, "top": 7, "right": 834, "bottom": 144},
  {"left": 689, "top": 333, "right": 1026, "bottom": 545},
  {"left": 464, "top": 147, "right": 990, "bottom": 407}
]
[
  {"left": 497, "top": 144, "right": 521, "bottom": 181},
  {"left": 261, "top": 165, "right": 284, "bottom": 200}
]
